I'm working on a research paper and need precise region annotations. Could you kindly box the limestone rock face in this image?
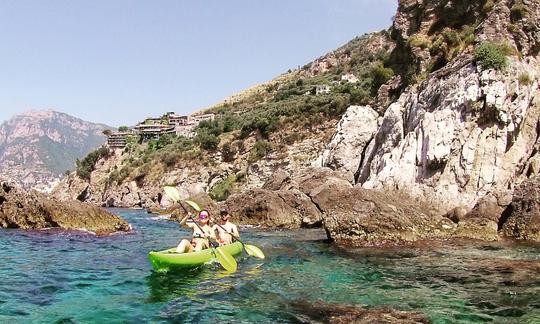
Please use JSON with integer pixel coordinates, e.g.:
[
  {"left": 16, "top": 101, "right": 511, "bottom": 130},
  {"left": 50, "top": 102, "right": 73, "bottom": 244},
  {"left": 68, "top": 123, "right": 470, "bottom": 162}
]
[
  {"left": 318, "top": 106, "right": 379, "bottom": 182},
  {"left": 0, "top": 181, "right": 130, "bottom": 234},
  {"left": 322, "top": 55, "right": 540, "bottom": 214},
  {"left": 502, "top": 177, "right": 540, "bottom": 241}
]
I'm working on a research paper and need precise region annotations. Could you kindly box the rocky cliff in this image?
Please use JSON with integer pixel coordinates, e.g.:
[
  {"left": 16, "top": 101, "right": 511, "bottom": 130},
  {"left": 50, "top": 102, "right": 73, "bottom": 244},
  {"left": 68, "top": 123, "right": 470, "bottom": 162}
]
[
  {"left": 0, "top": 110, "right": 111, "bottom": 191},
  {"left": 320, "top": 0, "right": 540, "bottom": 216}
]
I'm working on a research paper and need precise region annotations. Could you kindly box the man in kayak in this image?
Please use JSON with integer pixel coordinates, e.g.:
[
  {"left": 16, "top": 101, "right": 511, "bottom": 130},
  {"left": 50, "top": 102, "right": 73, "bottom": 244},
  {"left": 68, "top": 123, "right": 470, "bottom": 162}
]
[
  {"left": 176, "top": 210, "right": 216, "bottom": 253},
  {"left": 213, "top": 208, "right": 240, "bottom": 246}
]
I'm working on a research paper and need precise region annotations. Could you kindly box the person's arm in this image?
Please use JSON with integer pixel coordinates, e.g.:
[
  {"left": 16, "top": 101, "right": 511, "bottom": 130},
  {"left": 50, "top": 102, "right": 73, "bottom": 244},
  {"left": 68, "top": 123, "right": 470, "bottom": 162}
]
[
  {"left": 179, "top": 213, "right": 194, "bottom": 228},
  {"left": 207, "top": 226, "right": 217, "bottom": 241},
  {"left": 232, "top": 224, "right": 240, "bottom": 239}
]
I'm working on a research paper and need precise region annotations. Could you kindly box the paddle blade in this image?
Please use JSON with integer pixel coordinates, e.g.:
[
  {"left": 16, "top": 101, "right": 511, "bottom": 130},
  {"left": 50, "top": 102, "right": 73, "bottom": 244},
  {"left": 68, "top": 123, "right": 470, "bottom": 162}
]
[
  {"left": 215, "top": 247, "right": 237, "bottom": 272},
  {"left": 185, "top": 200, "right": 201, "bottom": 212},
  {"left": 244, "top": 244, "right": 265, "bottom": 259},
  {"left": 164, "top": 186, "right": 181, "bottom": 203}
]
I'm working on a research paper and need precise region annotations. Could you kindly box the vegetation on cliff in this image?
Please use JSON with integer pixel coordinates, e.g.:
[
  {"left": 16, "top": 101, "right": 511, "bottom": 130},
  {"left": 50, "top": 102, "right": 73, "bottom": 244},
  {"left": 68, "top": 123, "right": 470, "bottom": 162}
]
[{"left": 68, "top": 29, "right": 397, "bottom": 198}]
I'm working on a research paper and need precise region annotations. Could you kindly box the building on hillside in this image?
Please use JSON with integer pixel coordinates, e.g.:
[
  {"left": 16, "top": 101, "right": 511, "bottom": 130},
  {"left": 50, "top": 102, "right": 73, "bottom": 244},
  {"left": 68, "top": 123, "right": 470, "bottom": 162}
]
[
  {"left": 315, "top": 85, "right": 331, "bottom": 95},
  {"left": 134, "top": 124, "right": 175, "bottom": 141},
  {"left": 341, "top": 73, "right": 359, "bottom": 83},
  {"left": 175, "top": 124, "right": 196, "bottom": 138},
  {"left": 188, "top": 113, "right": 215, "bottom": 124},
  {"left": 107, "top": 131, "right": 134, "bottom": 149},
  {"left": 107, "top": 112, "right": 215, "bottom": 144},
  {"left": 169, "top": 114, "right": 189, "bottom": 126}
]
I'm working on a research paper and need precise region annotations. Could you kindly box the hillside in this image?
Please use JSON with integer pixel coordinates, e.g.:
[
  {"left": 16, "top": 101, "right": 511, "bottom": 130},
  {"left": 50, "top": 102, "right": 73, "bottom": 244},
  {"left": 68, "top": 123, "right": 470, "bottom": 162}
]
[
  {"left": 52, "top": 29, "right": 394, "bottom": 207},
  {"left": 0, "top": 110, "right": 112, "bottom": 191},
  {"left": 54, "top": 0, "right": 540, "bottom": 243}
]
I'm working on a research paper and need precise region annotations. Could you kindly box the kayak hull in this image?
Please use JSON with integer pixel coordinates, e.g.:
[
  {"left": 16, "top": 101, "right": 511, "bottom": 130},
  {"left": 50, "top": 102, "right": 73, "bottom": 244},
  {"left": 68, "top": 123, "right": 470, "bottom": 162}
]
[{"left": 148, "top": 242, "right": 243, "bottom": 272}]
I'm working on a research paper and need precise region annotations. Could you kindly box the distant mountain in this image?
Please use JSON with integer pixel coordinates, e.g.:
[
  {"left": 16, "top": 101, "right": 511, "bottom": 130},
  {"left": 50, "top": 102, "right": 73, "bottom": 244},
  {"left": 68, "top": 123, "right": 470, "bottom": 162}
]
[{"left": 0, "top": 110, "right": 112, "bottom": 191}]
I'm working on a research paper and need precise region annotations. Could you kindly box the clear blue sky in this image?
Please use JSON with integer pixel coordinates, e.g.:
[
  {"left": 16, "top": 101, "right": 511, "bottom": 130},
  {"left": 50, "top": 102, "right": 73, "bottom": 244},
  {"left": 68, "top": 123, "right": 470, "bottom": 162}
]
[{"left": 1, "top": 0, "right": 397, "bottom": 126}]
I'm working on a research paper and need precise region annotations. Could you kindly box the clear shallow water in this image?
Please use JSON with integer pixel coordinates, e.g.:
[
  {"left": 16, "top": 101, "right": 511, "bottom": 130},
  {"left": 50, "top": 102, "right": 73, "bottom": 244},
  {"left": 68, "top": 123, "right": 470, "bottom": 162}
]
[{"left": 0, "top": 209, "right": 538, "bottom": 323}]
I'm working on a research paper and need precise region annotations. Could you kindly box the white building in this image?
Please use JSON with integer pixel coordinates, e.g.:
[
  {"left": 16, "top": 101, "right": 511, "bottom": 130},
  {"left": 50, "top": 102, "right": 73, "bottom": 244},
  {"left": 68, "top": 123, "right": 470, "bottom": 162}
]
[
  {"left": 341, "top": 73, "right": 359, "bottom": 83},
  {"left": 316, "top": 85, "right": 331, "bottom": 95}
]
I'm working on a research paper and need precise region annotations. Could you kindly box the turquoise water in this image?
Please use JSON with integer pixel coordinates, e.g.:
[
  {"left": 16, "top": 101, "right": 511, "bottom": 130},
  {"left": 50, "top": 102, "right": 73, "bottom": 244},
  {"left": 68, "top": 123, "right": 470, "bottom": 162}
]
[{"left": 0, "top": 208, "right": 539, "bottom": 323}]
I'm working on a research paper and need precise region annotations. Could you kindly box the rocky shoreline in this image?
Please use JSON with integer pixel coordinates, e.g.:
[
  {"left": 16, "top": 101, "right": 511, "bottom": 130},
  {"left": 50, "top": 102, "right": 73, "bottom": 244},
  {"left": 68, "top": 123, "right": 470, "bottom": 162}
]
[
  {"left": 150, "top": 167, "right": 539, "bottom": 247},
  {"left": 0, "top": 181, "right": 130, "bottom": 235}
]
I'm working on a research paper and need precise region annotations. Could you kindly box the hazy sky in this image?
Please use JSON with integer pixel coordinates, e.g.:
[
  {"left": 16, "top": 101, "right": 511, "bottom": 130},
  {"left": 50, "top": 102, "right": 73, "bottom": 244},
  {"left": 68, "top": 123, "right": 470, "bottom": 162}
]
[{"left": 1, "top": 0, "right": 397, "bottom": 126}]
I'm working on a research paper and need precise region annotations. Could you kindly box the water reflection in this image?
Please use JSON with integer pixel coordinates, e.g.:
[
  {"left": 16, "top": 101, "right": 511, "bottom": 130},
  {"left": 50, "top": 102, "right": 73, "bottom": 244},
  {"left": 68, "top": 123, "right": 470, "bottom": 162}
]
[{"left": 146, "top": 270, "right": 209, "bottom": 303}]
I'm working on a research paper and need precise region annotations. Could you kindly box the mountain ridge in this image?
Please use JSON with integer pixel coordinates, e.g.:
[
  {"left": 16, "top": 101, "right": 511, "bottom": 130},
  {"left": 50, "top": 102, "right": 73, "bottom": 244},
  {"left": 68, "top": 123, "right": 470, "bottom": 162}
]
[{"left": 0, "top": 110, "right": 112, "bottom": 190}]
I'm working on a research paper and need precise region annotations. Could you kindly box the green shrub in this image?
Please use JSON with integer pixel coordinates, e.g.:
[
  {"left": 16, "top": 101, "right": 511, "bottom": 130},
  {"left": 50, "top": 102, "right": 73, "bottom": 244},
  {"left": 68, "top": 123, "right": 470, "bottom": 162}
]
[
  {"left": 240, "top": 115, "right": 278, "bottom": 139},
  {"left": 511, "top": 2, "right": 528, "bottom": 20},
  {"left": 442, "top": 28, "right": 460, "bottom": 47},
  {"left": 76, "top": 147, "right": 110, "bottom": 180},
  {"left": 370, "top": 62, "right": 394, "bottom": 94},
  {"left": 147, "top": 134, "right": 176, "bottom": 152},
  {"left": 118, "top": 126, "right": 129, "bottom": 132},
  {"left": 518, "top": 73, "right": 532, "bottom": 85},
  {"left": 408, "top": 34, "right": 431, "bottom": 49},
  {"left": 349, "top": 88, "right": 370, "bottom": 105},
  {"left": 161, "top": 151, "right": 181, "bottom": 167},
  {"left": 221, "top": 142, "right": 236, "bottom": 162},
  {"left": 209, "top": 175, "right": 238, "bottom": 201},
  {"left": 482, "top": 0, "right": 495, "bottom": 13},
  {"left": 248, "top": 140, "right": 273, "bottom": 162},
  {"left": 474, "top": 42, "right": 508, "bottom": 70},
  {"left": 106, "top": 165, "right": 131, "bottom": 185},
  {"left": 195, "top": 131, "right": 219, "bottom": 151}
]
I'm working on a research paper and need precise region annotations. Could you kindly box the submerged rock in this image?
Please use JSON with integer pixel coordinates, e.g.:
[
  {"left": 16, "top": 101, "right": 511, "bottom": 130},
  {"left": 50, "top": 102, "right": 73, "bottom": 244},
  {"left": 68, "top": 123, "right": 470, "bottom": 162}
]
[
  {"left": 290, "top": 300, "right": 428, "bottom": 324},
  {"left": 0, "top": 181, "right": 130, "bottom": 234}
]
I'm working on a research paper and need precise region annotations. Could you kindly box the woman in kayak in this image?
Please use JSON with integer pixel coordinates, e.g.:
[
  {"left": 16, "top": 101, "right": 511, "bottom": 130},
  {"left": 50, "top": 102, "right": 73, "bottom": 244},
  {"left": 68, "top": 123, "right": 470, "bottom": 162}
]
[
  {"left": 176, "top": 210, "right": 216, "bottom": 253},
  {"left": 212, "top": 208, "right": 240, "bottom": 246}
]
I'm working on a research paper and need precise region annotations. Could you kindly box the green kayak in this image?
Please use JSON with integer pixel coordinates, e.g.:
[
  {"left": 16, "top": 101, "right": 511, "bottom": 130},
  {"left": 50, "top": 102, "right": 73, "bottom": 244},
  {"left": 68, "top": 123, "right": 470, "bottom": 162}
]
[{"left": 148, "top": 242, "right": 243, "bottom": 272}]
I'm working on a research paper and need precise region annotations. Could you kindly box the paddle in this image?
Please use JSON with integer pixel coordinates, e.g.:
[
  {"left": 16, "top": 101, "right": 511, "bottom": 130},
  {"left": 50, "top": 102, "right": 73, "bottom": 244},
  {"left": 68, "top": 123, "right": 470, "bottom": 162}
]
[
  {"left": 164, "top": 187, "right": 237, "bottom": 272},
  {"left": 185, "top": 199, "right": 265, "bottom": 260}
]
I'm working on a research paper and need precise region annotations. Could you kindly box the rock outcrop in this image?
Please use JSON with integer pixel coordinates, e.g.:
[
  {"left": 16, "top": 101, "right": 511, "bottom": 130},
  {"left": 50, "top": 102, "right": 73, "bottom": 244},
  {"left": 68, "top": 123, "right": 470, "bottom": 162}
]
[
  {"left": 225, "top": 188, "right": 322, "bottom": 228},
  {"left": 0, "top": 181, "right": 130, "bottom": 234},
  {"left": 318, "top": 105, "right": 379, "bottom": 182},
  {"left": 501, "top": 177, "right": 540, "bottom": 241},
  {"left": 227, "top": 167, "right": 538, "bottom": 245}
]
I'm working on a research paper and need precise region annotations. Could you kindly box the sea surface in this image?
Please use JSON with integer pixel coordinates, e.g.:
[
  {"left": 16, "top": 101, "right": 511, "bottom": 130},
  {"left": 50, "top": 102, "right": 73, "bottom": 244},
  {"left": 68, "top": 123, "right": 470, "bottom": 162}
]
[{"left": 0, "top": 208, "right": 539, "bottom": 323}]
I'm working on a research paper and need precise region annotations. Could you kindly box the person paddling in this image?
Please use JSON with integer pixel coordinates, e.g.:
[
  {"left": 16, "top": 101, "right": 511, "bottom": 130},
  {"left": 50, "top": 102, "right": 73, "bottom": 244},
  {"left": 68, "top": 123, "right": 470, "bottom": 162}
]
[
  {"left": 176, "top": 210, "right": 216, "bottom": 253},
  {"left": 212, "top": 208, "right": 240, "bottom": 246}
]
